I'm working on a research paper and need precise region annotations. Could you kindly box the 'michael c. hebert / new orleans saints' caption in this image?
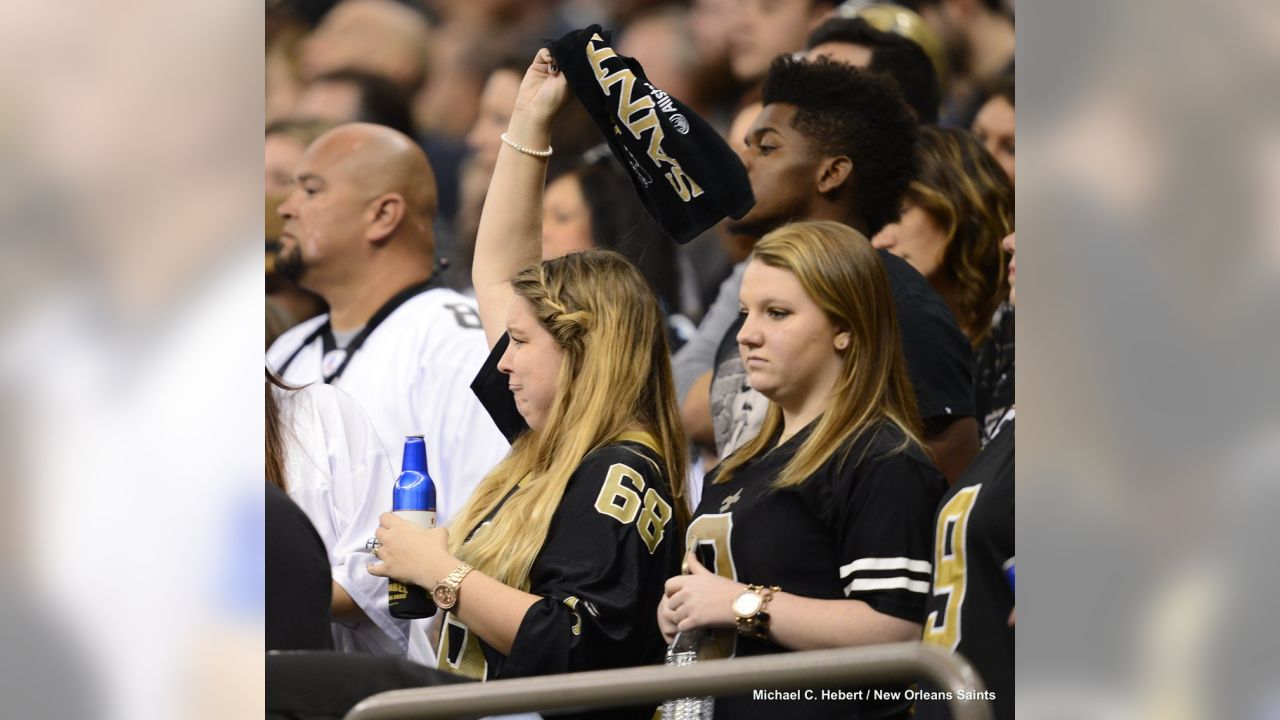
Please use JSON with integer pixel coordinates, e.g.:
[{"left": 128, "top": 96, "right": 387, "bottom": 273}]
[{"left": 752, "top": 689, "right": 998, "bottom": 702}]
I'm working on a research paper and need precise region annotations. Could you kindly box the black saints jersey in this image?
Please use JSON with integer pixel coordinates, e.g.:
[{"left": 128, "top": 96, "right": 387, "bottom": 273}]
[
  {"left": 436, "top": 335, "right": 682, "bottom": 720},
  {"left": 692, "top": 421, "right": 947, "bottom": 719},
  {"left": 918, "top": 417, "right": 1014, "bottom": 720}
]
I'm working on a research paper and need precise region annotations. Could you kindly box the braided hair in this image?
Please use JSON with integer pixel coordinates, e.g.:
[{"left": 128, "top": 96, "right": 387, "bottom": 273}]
[{"left": 447, "top": 250, "right": 689, "bottom": 590}]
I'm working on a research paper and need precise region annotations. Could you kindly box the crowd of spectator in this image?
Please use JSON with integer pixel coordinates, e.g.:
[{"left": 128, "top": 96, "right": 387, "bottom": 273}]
[{"left": 264, "top": 1, "right": 1015, "bottom": 718}]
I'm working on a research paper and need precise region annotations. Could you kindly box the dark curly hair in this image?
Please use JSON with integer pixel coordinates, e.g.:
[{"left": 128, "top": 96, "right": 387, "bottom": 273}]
[
  {"left": 907, "top": 126, "right": 1013, "bottom": 345},
  {"left": 762, "top": 55, "right": 920, "bottom": 236},
  {"left": 806, "top": 17, "right": 941, "bottom": 124}
]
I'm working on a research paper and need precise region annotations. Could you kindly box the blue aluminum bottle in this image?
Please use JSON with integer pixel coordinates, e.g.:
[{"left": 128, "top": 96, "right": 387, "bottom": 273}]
[{"left": 388, "top": 435, "right": 438, "bottom": 619}]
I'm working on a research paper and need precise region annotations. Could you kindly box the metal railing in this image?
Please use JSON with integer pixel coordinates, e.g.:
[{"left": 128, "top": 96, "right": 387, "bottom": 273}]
[{"left": 344, "top": 642, "right": 992, "bottom": 720}]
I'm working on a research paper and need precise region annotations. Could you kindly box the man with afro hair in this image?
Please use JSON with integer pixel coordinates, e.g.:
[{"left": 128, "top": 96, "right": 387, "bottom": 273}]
[
  {"left": 675, "top": 55, "right": 979, "bottom": 486},
  {"left": 730, "top": 55, "right": 921, "bottom": 240}
]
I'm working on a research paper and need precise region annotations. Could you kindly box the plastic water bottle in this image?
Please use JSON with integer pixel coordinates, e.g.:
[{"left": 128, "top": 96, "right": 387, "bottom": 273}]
[
  {"left": 662, "top": 629, "right": 714, "bottom": 719},
  {"left": 388, "top": 435, "right": 438, "bottom": 619}
]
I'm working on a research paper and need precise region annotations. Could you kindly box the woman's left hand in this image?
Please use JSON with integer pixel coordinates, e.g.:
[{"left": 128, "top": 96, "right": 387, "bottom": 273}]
[
  {"left": 366, "top": 513, "right": 456, "bottom": 589},
  {"left": 511, "top": 47, "right": 571, "bottom": 129},
  {"left": 662, "top": 553, "right": 744, "bottom": 633}
]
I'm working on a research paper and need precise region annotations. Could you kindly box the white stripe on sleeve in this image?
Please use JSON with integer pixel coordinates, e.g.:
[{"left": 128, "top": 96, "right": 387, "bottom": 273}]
[
  {"left": 843, "top": 576, "right": 932, "bottom": 596},
  {"left": 839, "top": 557, "right": 932, "bottom": 579}
]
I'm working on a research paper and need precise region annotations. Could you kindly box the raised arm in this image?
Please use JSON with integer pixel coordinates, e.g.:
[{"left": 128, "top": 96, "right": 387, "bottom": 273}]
[{"left": 472, "top": 48, "right": 571, "bottom": 347}]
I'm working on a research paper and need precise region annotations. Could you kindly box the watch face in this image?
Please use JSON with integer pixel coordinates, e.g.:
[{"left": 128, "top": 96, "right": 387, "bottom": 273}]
[
  {"left": 433, "top": 584, "right": 458, "bottom": 609},
  {"left": 732, "top": 591, "right": 763, "bottom": 618}
]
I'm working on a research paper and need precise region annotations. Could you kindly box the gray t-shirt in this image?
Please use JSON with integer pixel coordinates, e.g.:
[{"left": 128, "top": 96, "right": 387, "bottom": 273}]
[{"left": 672, "top": 260, "right": 747, "bottom": 402}]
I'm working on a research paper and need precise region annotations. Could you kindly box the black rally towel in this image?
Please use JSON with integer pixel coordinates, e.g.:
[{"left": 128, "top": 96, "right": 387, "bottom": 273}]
[{"left": 548, "top": 26, "right": 754, "bottom": 245}]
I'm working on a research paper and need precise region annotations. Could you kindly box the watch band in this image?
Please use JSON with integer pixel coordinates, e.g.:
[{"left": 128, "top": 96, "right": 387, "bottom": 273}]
[
  {"left": 446, "top": 562, "right": 474, "bottom": 587},
  {"left": 735, "top": 584, "right": 780, "bottom": 640},
  {"left": 432, "top": 562, "right": 475, "bottom": 610}
]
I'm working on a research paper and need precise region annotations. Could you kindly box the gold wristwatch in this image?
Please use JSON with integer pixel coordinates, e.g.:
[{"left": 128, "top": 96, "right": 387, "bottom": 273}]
[
  {"left": 732, "top": 584, "right": 780, "bottom": 640},
  {"left": 432, "top": 562, "right": 474, "bottom": 611}
]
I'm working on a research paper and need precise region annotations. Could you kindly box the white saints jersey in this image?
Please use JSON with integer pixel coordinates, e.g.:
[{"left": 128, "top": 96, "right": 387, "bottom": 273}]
[
  {"left": 268, "top": 287, "right": 510, "bottom": 526},
  {"left": 276, "top": 382, "right": 406, "bottom": 655}
]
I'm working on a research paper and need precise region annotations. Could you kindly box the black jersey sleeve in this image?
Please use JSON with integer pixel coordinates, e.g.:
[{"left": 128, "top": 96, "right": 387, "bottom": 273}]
[
  {"left": 833, "top": 435, "right": 947, "bottom": 624},
  {"left": 469, "top": 333, "right": 526, "bottom": 444},
  {"left": 496, "top": 443, "right": 682, "bottom": 679},
  {"left": 880, "top": 250, "right": 976, "bottom": 422}
]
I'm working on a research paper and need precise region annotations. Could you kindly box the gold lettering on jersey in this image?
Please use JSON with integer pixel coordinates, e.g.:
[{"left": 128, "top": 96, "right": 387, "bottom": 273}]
[
  {"left": 595, "top": 463, "right": 646, "bottom": 524},
  {"left": 684, "top": 513, "right": 738, "bottom": 660},
  {"left": 563, "top": 596, "right": 584, "bottom": 636},
  {"left": 585, "top": 33, "right": 705, "bottom": 203},
  {"left": 438, "top": 612, "right": 488, "bottom": 680},
  {"left": 637, "top": 487, "right": 673, "bottom": 553},
  {"left": 686, "top": 513, "right": 737, "bottom": 581},
  {"left": 593, "top": 462, "right": 673, "bottom": 553},
  {"left": 718, "top": 489, "right": 743, "bottom": 512},
  {"left": 923, "top": 486, "right": 981, "bottom": 651}
]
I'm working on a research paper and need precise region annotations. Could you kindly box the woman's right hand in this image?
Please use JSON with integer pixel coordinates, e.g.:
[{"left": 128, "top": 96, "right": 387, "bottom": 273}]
[
  {"left": 657, "top": 587, "right": 681, "bottom": 644},
  {"left": 510, "top": 48, "right": 571, "bottom": 133},
  {"left": 660, "top": 553, "right": 743, "bottom": 642}
]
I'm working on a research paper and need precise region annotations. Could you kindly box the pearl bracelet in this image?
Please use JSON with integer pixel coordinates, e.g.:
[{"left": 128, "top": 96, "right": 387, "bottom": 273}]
[{"left": 500, "top": 132, "right": 553, "bottom": 158}]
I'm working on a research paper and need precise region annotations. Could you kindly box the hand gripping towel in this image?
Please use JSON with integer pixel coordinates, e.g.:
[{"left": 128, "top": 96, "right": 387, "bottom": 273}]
[{"left": 547, "top": 25, "right": 755, "bottom": 244}]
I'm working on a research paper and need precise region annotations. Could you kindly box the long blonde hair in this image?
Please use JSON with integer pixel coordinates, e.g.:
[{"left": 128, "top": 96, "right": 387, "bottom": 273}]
[
  {"left": 447, "top": 250, "right": 690, "bottom": 591},
  {"left": 716, "top": 220, "right": 925, "bottom": 489}
]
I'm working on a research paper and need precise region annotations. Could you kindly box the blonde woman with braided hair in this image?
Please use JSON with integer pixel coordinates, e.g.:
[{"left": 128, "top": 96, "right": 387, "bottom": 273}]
[{"left": 367, "top": 49, "right": 688, "bottom": 715}]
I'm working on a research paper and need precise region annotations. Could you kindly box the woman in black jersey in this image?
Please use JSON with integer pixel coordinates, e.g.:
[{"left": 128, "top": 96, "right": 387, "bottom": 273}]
[
  {"left": 658, "top": 220, "right": 948, "bottom": 719},
  {"left": 367, "top": 50, "right": 688, "bottom": 717}
]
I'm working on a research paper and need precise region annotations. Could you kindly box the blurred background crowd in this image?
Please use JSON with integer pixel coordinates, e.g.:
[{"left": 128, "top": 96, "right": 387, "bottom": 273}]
[
  {"left": 264, "top": 0, "right": 1016, "bottom": 353},
  {"left": 263, "top": 1, "right": 1019, "bottom": 716},
  {"left": 0, "top": 0, "right": 1275, "bottom": 716}
]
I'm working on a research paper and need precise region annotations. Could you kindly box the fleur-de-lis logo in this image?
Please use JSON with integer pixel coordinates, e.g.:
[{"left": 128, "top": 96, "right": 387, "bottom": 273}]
[{"left": 719, "top": 488, "right": 743, "bottom": 513}]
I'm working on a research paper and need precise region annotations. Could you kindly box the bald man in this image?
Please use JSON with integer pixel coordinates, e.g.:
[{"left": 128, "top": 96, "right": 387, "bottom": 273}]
[{"left": 268, "top": 123, "right": 509, "bottom": 660}]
